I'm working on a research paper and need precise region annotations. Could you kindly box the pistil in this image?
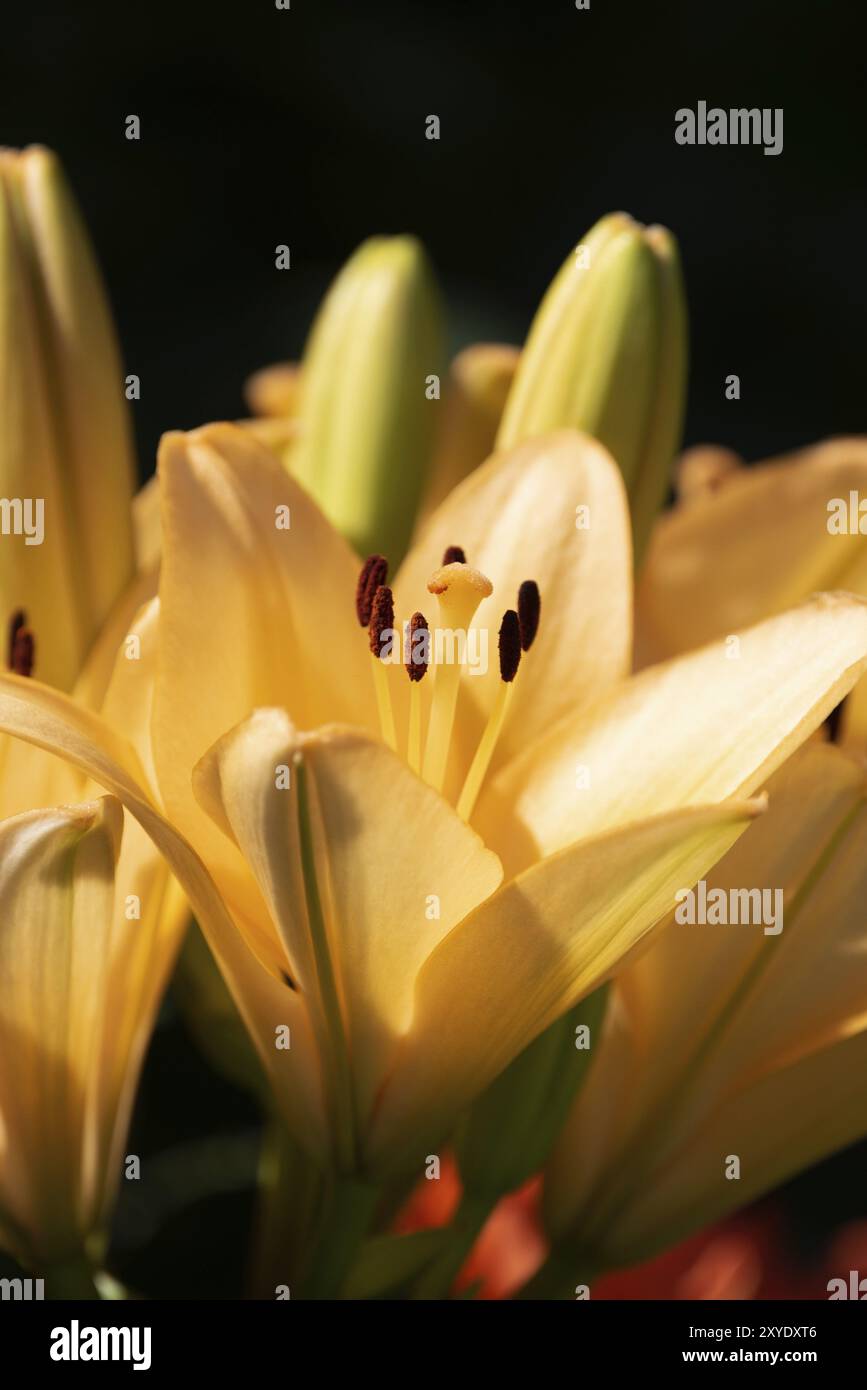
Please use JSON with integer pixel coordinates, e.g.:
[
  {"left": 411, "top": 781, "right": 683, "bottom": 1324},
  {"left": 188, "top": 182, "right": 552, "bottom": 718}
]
[{"left": 422, "top": 562, "right": 492, "bottom": 792}]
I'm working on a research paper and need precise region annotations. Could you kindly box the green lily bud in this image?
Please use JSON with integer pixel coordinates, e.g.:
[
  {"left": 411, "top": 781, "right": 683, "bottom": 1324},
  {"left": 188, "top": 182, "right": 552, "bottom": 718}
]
[
  {"left": 456, "top": 987, "right": 609, "bottom": 1203},
  {"left": 497, "top": 213, "right": 687, "bottom": 563},
  {"left": 292, "top": 236, "right": 445, "bottom": 564},
  {"left": 0, "top": 146, "right": 136, "bottom": 690}
]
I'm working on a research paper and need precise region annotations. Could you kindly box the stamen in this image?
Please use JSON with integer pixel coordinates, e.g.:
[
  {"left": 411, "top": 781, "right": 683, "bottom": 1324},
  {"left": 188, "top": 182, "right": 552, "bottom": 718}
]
[
  {"left": 498, "top": 608, "right": 522, "bottom": 681},
  {"left": 7, "top": 610, "right": 25, "bottom": 663},
  {"left": 8, "top": 611, "right": 34, "bottom": 678},
  {"left": 355, "top": 554, "right": 388, "bottom": 627},
  {"left": 442, "top": 545, "right": 466, "bottom": 565},
  {"left": 404, "top": 611, "right": 429, "bottom": 774},
  {"left": 404, "top": 611, "right": 430, "bottom": 682},
  {"left": 457, "top": 609, "right": 522, "bottom": 822},
  {"left": 517, "top": 580, "right": 541, "bottom": 651},
  {"left": 422, "top": 562, "right": 493, "bottom": 792},
  {"left": 369, "top": 584, "right": 397, "bottom": 751}
]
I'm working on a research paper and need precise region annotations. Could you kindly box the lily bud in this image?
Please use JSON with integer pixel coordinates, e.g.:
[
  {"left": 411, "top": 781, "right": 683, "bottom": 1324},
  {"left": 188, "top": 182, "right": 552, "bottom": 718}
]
[
  {"left": 497, "top": 212, "right": 688, "bottom": 563},
  {"left": 291, "top": 236, "right": 445, "bottom": 564},
  {"left": 0, "top": 146, "right": 136, "bottom": 690}
]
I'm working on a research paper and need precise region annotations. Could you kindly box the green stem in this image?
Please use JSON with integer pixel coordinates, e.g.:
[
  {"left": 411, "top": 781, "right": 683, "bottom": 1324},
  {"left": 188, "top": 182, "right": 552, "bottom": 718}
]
[
  {"left": 248, "top": 1115, "right": 324, "bottom": 1298},
  {"left": 299, "top": 1175, "right": 381, "bottom": 1300},
  {"left": 411, "top": 1192, "right": 494, "bottom": 1299},
  {"left": 47, "top": 1255, "right": 102, "bottom": 1300}
]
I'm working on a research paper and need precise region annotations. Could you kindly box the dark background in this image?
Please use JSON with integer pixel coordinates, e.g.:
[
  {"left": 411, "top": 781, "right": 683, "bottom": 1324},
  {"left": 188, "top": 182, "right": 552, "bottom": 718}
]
[
  {"left": 2, "top": 0, "right": 866, "bottom": 1296},
  {"left": 2, "top": 0, "right": 865, "bottom": 476}
]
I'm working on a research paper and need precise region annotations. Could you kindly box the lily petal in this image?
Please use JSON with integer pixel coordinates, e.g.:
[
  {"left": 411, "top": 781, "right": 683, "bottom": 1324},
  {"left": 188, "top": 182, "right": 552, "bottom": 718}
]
[
  {"left": 478, "top": 594, "right": 867, "bottom": 874},
  {"left": 367, "top": 795, "right": 763, "bottom": 1174},
  {"left": 395, "top": 429, "right": 632, "bottom": 779},
  {"left": 193, "top": 710, "right": 503, "bottom": 1127},
  {"left": 637, "top": 437, "right": 867, "bottom": 665},
  {"left": 545, "top": 741, "right": 867, "bottom": 1268},
  {"left": 0, "top": 674, "right": 329, "bottom": 1160},
  {"left": 0, "top": 798, "right": 121, "bottom": 1263},
  {"left": 152, "top": 422, "right": 378, "bottom": 869}
]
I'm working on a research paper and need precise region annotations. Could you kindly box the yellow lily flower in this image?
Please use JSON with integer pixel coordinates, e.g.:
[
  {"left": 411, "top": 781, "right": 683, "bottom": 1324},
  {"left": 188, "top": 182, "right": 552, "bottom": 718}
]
[
  {"left": 0, "top": 590, "right": 193, "bottom": 1280},
  {"left": 638, "top": 437, "right": 867, "bottom": 659},
  {"left": 0, "top": 793, "right": 181, "bottom": 1287},
  {"left": 541, "top": 740, "right": 867, "bottom": 1291},
  {"left": 637, "top": 437, "right": 867, "bottom": 754},
  {"left": 1, "top": 422, "right": 865, "bottom": 1189},
  {"left": 0, "top": 146, "right": 136, "bottom": 691}
]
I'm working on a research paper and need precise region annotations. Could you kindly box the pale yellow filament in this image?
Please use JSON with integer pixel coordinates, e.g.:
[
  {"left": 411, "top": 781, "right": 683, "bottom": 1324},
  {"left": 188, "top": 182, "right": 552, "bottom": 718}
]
[{"left": 456, "top": 681, "right": 514, "bottom": 821}]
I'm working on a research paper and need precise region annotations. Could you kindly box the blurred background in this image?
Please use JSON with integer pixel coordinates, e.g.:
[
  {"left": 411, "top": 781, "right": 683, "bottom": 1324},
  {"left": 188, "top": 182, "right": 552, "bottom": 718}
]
[{"left": 1, "top": 0, "right": 865, "bottom": 1296}]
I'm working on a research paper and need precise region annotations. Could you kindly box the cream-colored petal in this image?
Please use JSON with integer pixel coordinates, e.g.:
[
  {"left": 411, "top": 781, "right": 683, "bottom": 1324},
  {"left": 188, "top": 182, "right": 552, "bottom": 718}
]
[
  {"left": 193, "top": 710, "right": 502, "bottom": 1131},
  {"left": 132, "top": 475, "right": 162, "bottom": 573},
  {"left": 573, "top": 1024, "right": 867, "bottom": 1269},
  {"left": 0, "top": 674, "right": 329, "bottom": 1161},
  {"left": 244, "top": 361, "right": 302, "bottom": 418},
  {"left": 0, "top": 566, "right": 158, "bottom": 822},
  {"left": 367, "top": 795, "right": 762, "bottom": 1175},
  {"left": 87, "top": 828, "right": 189, "bottom": 1234},
  {"left": 0, "top": 798, "right": 121, "bottom": 1262},
  {"left": 545, "top": 741, "right": 867, "bottom": 1267},
  {"left": 479, "top": 594, "right": 867, "bottom": 875},
  {"left": 637, "top": 437, "right": 867, "bottom": 666},
  {"left": 395, "top": 430, "right": 632, "bottom": 783},
  {"left": 152, "top": 422, "right": 378, "bottom": 872}
]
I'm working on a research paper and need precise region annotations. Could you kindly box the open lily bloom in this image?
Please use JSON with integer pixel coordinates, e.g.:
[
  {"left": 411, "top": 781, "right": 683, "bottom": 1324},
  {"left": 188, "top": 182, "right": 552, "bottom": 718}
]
[
  {"left": 542, "top": 741, "right": 867, "bottom": 1286},
  {"left": 2, "top": 423, "right": 867, "bottom": 1183},
  {"left": 637, "top": 437, "right": 867, "bottom": 746},
  {"left": 0, "top": 796, "right": 180, "bottom": 1281}
]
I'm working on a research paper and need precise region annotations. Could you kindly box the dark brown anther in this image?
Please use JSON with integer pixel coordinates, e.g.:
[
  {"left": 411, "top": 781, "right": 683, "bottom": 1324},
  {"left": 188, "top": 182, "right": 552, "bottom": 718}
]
[
  {"left": 7, "top": 610, "right": 26, "bottom": 668},
  {"left": 442, "top": 545, "right": 466, "bottom": 566},
  {"left": 517, "top": 580, "right": 541, "bottom": 651},
  {"left": 369, "top": 584, "right": 395, "bottom": 659},
  {"left": 405, "top": 611, "right": 430, "bottom": 682},
  {"left": 280, "top": 969, "right": 298, "bottom": 992},
  {"left": 498, "top": 609, "right": 522, "bottom": 683},
  {"left": 11, "top": 627, "right": 35, "bottom": 678},
  {"left": 356, "top": 554, "right": 389, "bottom": 627}
]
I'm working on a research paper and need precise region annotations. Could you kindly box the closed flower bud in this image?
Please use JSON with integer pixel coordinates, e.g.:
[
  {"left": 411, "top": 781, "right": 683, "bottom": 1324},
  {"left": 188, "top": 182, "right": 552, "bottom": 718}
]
[
  {"left": 291, "top": 235, "right": 445, "bottom": 563},
  {"left": 0, "top": 146, "right": 136, "bottom": 689},
  {"left": 497, "top": 212, "right": 688, "bottom": 562}
]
